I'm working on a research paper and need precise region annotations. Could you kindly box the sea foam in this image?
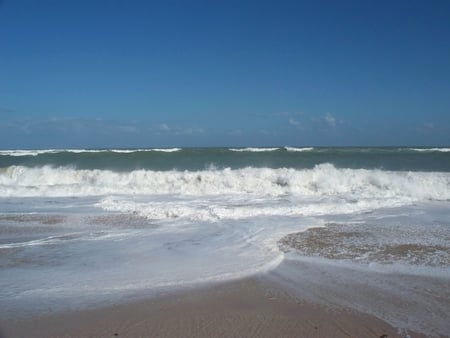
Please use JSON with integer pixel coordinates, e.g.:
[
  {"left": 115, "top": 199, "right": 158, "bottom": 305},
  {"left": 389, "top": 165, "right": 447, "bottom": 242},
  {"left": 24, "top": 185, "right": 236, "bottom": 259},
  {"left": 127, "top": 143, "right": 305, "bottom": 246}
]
[
  {"left": 408, "top": 148, "right": 450, "bottom": 152},
  {"left": 284, "top": 147, "right": 314, "bottom": 152},
  {"left": 1, "top": 163, "right": 449, "bottom": 201},
  {"left": 229, "top": 147, "right": 279, "bottom": 152},
  {"left": 0, "top": 148, "right": 182, "bottom": 156}
]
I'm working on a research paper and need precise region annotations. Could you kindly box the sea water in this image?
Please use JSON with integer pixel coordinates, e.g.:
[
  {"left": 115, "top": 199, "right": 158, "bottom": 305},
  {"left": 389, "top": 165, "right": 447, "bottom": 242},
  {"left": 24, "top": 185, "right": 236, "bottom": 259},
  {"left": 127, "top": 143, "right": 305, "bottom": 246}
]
[{"left": 0, "top": 147, "right": 449, "bottom": 333}]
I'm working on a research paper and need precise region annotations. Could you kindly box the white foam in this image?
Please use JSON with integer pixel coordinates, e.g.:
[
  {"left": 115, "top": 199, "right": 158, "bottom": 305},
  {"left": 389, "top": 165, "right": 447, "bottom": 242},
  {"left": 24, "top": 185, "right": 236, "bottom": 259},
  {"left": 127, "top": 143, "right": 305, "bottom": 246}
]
[
  {"left": 409, "top": 148, "right": 450, "bottom": 152},
  {"left": 0, "top": 148, "right": 183, "bottom": 156},
  {"left": 63, "top": 149, "right": 108, "bottom": 153},
  {"left": 229, "top": 147, "right": 279, "bottom": 152},
  {"left": 284, "top": 147, "right": 314, "bottom": 152},
  {"left": 0, "top": 230, "right": 131, "bottom": 249},
  {"left": 1, "top": 164, "right": 449, "bottom": 202},
  {"left": 148, "top": 148, "right": 182, "bottom": 152},
  {"left": 0, "top": 207, "right": 312, "bottom": 318},
  {"left": 0, "top": 149, "right": 60, "bottom": 156},
  {"left": 97, "top": 148, "right": 181, "bottom": 153},
  {"left": 97, "top": 195, "right": 408, "bottom": 222}
]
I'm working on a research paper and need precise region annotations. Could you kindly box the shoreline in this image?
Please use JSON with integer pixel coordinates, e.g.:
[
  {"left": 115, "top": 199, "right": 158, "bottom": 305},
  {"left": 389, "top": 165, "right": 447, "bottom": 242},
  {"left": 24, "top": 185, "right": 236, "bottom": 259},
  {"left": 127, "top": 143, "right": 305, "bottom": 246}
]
[
  {"left": 0, "top": 276, "right": 429, "bottom": 338},
  {"left": 1, "top": 208, "right": 448, "bottom": 337}
]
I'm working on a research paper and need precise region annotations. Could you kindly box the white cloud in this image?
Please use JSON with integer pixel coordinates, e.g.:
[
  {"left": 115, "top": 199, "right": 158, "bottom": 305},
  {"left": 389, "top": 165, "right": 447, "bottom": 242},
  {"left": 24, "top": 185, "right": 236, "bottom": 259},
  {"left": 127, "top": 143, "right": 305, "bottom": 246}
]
[
  {"left": 156, "top": 123, "right": 205, "bottom": 135},
  {"left": 289, "top": 118, "right": 300, "bottom": 126},
  {"left": 324, "top": 112, "right": 336, "bottom": 128},
  {"left": 158, "top": 123, "right": 170, "bottom": 131},
  {"left": 271, "top": 111, "right": 305, "bottom": 129}
]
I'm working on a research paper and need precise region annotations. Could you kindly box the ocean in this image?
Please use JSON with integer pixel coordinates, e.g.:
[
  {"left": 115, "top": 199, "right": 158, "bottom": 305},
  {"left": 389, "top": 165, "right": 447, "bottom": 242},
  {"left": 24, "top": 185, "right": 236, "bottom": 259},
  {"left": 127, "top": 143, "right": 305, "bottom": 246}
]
[{"left": 1, "top": 147, "right": 449, "bottom": 334}]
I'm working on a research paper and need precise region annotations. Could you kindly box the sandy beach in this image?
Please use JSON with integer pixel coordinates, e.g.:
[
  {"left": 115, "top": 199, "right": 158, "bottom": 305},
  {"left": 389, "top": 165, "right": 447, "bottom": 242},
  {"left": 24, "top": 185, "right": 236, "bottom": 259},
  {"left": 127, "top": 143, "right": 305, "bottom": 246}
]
[{"left": 0, "top": 276, "right": 428, "bottom": 338}]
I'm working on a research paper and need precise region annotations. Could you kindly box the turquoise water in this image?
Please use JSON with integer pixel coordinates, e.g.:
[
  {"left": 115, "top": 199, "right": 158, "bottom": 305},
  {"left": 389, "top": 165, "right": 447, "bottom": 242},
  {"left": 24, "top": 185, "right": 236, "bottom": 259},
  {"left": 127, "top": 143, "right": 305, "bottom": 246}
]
[{"left": 1, "top": 147, "right": 450, "bottom": 171}]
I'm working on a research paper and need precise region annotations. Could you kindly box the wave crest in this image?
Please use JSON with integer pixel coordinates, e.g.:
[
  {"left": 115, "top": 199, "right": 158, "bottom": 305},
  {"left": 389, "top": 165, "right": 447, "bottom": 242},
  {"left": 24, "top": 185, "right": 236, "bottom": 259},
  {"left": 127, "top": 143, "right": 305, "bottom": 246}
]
[
  {"left": 284, "top": 147, "right": 314, "bottom": 152},
  {"left": 229, "top": 147, "right": 279, "bottom": 152},
  {"left": 409, "top": 148, "right": 450, "bottom": 153},
  {"left": 0, "top": 148, "right": 182, "bottom": 156},
  {"left": 1, "top": 164, "right": 449, "bottom": 202}
]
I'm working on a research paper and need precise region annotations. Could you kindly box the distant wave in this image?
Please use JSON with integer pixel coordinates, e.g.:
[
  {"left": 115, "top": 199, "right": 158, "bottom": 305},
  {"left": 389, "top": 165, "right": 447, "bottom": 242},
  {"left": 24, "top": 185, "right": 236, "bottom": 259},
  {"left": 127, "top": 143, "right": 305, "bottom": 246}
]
[
  {"left": 148, "top": 148, "right": 182, "bottom": 152},
  {"left": 0, "top": 149, "right": 60, "bottom": 156},
  {"left": 408, "top": 148, "right": 450, "bottom": 153},
  {"left": 284, "top": 147, "right": 314, "bottom": 152},
  {"left": 0, "top": 148, "right": 182, "bottom": 156},
  {"left": 111, "top": 148, "right": 182, "bottom": 153},
  {"left": 229, "top": 147, "right": 279, "bottom": 152}
]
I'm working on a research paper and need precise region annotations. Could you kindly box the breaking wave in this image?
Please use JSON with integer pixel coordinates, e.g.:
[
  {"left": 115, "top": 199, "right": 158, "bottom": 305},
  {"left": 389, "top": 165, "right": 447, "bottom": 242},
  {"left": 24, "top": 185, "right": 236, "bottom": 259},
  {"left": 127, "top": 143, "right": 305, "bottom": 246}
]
[
  {"left": 408, "top": 148, "right": 450, "bottom": 153},
  {"left": 0, "top": 148, "right": 182, "bottom": 156},
  {"left": 284, "top": 147, "right": 314, "bottom": 152},
  {"left": 229, "top": 147, "right": 279, "bottom": 152},
  {"left": 1, "top": 164, "right": 449, "bottom": 201}
]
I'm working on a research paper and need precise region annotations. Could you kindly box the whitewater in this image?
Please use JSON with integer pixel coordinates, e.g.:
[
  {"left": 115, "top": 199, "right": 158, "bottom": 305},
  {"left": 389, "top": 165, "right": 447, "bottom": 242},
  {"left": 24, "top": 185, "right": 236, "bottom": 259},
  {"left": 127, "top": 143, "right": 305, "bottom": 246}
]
[{"left": 0, "top": 147, "right": 449, "bottom": 335}]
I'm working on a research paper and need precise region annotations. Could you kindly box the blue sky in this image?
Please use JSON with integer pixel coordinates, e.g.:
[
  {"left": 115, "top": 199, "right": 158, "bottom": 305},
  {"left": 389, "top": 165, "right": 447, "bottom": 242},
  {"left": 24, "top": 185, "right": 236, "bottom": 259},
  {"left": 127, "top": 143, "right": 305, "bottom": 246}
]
[{"left": 1, "top": 0, "right": 449, "bottom": 148}]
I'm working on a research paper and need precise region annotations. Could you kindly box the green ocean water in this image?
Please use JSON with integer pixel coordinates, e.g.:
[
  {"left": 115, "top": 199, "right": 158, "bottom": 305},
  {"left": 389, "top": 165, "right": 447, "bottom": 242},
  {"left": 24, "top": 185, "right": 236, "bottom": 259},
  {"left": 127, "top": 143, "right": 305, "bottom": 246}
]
[{"left": 1, "top": 147, "right": 449, "bottom": 172}]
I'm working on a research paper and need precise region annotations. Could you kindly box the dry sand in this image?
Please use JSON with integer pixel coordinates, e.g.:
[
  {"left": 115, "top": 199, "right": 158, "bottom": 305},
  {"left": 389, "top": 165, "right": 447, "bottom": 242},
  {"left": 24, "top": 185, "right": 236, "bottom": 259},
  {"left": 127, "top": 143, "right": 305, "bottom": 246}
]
[{"left": 0, "top": 277, "right": 427, "bottom": 338}]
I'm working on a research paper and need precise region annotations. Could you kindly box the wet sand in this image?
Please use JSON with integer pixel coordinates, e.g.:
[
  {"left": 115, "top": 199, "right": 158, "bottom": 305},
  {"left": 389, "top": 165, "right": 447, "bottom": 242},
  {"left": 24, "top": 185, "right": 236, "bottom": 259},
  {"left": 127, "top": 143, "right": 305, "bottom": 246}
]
[{"left": 0, "top": 277, "right": 426, "bottom": 338}]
